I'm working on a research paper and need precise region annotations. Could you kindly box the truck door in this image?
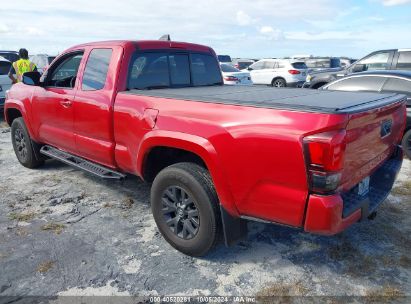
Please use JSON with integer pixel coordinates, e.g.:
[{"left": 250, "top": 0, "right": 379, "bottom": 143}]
[
  {"left": 73, "top": 47, "right": 122, "bottom": 168},
  {"left": 31, "top": 51, "right": 84, "bottom": 154}
]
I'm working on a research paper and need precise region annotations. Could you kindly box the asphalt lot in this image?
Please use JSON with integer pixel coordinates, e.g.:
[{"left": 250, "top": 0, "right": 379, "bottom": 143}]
[{"left": 0, "top": 121, "right": 410, "bottom": 303}]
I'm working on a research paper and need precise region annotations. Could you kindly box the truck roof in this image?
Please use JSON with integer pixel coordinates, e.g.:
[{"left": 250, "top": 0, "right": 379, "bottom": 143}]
[
  {"left": 125, "top": 86, "right": 404, "bottom": 114},
  {"left": 68, "top": 40, "right": 212, "bottom": 53}
]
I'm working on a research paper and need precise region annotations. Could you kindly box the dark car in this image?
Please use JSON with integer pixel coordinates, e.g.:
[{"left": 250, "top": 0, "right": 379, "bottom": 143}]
[
  {"left": 304, "top": 49, "right": 411, "bottom": 89},
  {"left": 0, "top": 51, "right": 19, "bottom": 63},
  {"left": 321, "top": 70, "right": 411, "bottom": 158}
]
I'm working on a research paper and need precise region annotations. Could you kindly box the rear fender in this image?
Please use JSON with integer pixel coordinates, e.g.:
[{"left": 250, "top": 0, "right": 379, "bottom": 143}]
[{"left": 137, "top": 130, "right": 238, "bottom": 217}]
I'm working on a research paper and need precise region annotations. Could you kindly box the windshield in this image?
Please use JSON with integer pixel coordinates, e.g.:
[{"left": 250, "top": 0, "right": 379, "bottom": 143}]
[
  {"left": 0, "top": 52, "right": 18, "bottom": 63},
  {"left": 128, "top": 52, "right": 223, "bottom": 90},
  {"left": 220, "top": 64, "right": 240, "bottom": 73}
]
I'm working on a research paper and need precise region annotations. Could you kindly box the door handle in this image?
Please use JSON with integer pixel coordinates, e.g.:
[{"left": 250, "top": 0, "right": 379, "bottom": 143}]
[{"left": 60, "top": 99, "right": 72, "bottom": 107}]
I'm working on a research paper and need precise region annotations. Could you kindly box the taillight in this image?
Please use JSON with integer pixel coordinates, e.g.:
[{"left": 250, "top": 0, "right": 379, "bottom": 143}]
[
  {"left": 304, "top": 130, "right": 347, "bottom": 194},
  {"left": 288, "top": 69, "right": 301, "bottom": 75},
  {"left": 224, "top": 76, "right": 239, "bottom": 82}
]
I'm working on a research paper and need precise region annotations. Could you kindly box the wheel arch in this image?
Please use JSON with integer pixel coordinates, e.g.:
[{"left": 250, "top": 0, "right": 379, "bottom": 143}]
[{"left": 137, "top": 130, "right": 238, "bottom": 217}]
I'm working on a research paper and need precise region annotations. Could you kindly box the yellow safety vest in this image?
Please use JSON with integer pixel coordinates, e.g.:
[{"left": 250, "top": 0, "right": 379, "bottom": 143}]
[{"left": 12, "top": 59, "right": 36, "bottom": 82}]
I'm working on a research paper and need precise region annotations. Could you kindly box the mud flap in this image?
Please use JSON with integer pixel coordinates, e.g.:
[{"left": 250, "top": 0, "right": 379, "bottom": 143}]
[{"left": 220, "top": 206, "right": 248, "bottom": 247}]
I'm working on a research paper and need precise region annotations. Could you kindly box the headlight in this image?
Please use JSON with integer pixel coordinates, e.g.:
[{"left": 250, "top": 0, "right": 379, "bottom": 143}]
[{"left": 306, "top": 75, "right": 312, "bottom": 82}]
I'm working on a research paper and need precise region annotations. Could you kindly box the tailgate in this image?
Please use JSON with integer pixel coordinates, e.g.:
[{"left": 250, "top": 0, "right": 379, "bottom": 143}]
[{"left": 341, "top": 96, "right": 406, "bottom": 191}]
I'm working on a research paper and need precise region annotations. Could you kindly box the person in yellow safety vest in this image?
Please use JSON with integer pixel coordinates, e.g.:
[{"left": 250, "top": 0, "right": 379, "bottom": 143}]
[{"left": 8, "top": 48, "right": 37, "bottom": 84}]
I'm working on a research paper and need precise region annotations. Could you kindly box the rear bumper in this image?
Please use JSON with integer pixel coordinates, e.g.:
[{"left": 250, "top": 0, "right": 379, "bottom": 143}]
[{"left": 304, "top": 146, "right": 403, "bottom": 235}]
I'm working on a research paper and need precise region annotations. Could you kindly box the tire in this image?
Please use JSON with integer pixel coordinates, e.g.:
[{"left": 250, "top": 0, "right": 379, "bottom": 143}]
[
  {"left": 11, "top": 117, "right": 44, "bottom": 168},
  {"left": 402, "top": 129, "right": 411, "bottom": 159},
  {"left": 151, "top": 162, "right": 221, "bottom": 256},
  {"left": 272, "top": 78, "right": 286, "bottom": 88}
]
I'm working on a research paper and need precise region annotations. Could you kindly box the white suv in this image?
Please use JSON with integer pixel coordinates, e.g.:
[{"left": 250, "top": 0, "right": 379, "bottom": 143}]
[{"left": 246, "top": 59, "right": 308, "bottom": 87}]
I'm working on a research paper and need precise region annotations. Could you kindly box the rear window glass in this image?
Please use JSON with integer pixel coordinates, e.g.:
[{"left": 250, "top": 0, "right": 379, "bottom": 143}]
[
  {"left": 169, "top": 54, "right": 190, "bottom": 86},
  {"left": 220, "top": 64, "right": 239, "bottom": 73},
  {"left": 82, "top": 48, "right": 112, "bottom": 91},
  {"left": 291, "top": 62, "right": 308, "bottom": 69},
  {"left": 128, "top": 52, "right": 222, "bottom": 89},
  {"left": 326, "top": 76, "right": 386, "bottom": 92},
  {"left": 381, "top": 78, "right": 411, "bottom": 98},
  {"left": 0, "top": 61, "right": 11, "bottom": 75},
  {"left": 191, "top": 53, "right": 222, "bottom": 86},
  {"left": 397, "top": 52, "right": 411, "bottom": 70},
  {"left": 217, "top": 55, "right": 231, "bottom": 63}
]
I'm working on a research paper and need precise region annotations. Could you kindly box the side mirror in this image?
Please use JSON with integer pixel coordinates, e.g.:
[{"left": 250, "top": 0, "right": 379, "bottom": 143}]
[
  {"left": 352, "top": 64, "right": 365, "bottom": 73},
  {"left": 22, "top": 71, "right": 41, "bottom": 86},
  {"left": 247, "top": 67, "right": 253, "bottom": 71}
]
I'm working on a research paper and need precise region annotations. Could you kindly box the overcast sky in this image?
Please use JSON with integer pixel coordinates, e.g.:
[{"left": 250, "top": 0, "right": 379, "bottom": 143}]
[{"left": 0, "top": 0, "right": 410, "bottom": 59}]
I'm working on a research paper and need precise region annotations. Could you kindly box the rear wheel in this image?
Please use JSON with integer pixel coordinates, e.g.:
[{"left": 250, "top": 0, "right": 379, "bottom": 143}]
[
  {"left": 272, "top": 78, "right": 286, "bottom": 87},
  {"left": 11, "top": 118, "right": 44, "bottom": 168},
  {"left": 402, "top": 129, "right": 411, "bottom": 159},
  {"left": 151, "top": 162, "right": 221, "bottom": 256}
]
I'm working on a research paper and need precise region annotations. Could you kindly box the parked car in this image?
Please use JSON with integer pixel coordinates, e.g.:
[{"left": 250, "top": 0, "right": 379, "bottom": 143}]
[
  {"left": 0, "top": 51, "right": 19, "bottom": 63},
  {"left": 220, "top": 63, "right": 252, "bottom": 85},
  {"left": 4, "top": 39, "right": 406, "bottom": 256},
  {"left": 29, "top": 54, "right": 56, "bottom": 74},
  {"left": 231, "top": 58, "right": 255, "bottom": 70},
  {"left": 0, "top": 56, "right": 13, "bottom": 112},
  {"left": 321, "top": 70, "right": 411, "bottom": 158},
  {"left": 247, "top": 59, "right": 308, "bottom": 87},
  {"left": 217, "top": 55, "right": 232, "bottom": 64},
  {"left": 304, "top": 48, "right": 411, "bottom": 89},
  {"left": 296, "top": 56, "right": 341, "bottom": 71}
]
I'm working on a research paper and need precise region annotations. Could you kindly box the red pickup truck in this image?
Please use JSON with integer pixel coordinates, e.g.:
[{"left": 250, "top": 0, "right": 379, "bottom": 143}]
[{"left": 4, "top": 40, "right": 406, "bottom": 256}]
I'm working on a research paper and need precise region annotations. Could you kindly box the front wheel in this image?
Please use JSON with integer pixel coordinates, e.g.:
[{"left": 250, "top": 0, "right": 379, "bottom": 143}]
[
  {"left": 151, "top": 162, "right": 221, "bottom": 256},
  {"left": 402, "top": 129, "right": 411, "bottom": 159},
  {"left": 11, "top": 117, "right": 44, "bottom": 168}
]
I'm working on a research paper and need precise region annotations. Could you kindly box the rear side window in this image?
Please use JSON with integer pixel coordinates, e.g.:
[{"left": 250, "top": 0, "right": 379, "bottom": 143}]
[
  {"left": 326, "top": 76, "right": 387, "bottom": 92},
  {"left": 82, "top": 48, "right": 113, "bottom": 91},
  {"left": 0, "top": 61, "right": 11, "bottom": 75},
  {"left": 220, "top": 64, "right": 239, "bottom": 72},
  {"left": 397, "top": 52, "right": 411, "bottom": 70},
  {"left": 291, "top": 62, "right": 308, "bottom": 69},
  {"left": 381, "top": 78, "right": 411, "bottom": 98}
]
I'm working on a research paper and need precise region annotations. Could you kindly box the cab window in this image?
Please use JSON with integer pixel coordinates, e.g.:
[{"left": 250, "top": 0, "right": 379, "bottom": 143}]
[
  {"left": 46, "top": 52, "right": 84, "bottom": 88},
  {"left": 82, "top": 48, "right": 113, "bottom": 91},
  {"left": 396, "top": 52, "right": 411, "bottom": 70}
]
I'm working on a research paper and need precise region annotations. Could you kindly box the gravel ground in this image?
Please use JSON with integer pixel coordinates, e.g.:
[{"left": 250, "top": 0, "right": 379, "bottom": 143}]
[{"left": 0, "top": 122, "right": 410, "bottom": 303}]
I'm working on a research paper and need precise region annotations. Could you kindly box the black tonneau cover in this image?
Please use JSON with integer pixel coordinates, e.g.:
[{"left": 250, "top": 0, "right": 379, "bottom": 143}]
[{"left": 125, "top": 86, "right": 405, "bottom": 114}]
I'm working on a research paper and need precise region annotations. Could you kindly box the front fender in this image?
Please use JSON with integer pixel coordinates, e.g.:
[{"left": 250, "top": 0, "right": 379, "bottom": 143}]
[
  {"left": 137, "top": 130, "right": 239, "bottom": 216},
  {"left": 4, "top": 100, "right": 36, "bottom": 139}
]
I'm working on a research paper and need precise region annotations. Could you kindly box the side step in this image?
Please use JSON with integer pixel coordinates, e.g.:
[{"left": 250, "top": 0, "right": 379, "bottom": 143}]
[{"left": 40, "top": 145, "right": 126, "bottom": 180}]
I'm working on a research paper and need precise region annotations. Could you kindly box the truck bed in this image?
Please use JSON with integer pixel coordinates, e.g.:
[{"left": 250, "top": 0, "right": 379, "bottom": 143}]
[{"left": 126, "top": 86, "right": 404, "bottom": 114}]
